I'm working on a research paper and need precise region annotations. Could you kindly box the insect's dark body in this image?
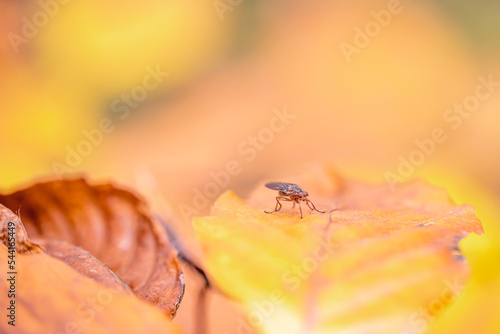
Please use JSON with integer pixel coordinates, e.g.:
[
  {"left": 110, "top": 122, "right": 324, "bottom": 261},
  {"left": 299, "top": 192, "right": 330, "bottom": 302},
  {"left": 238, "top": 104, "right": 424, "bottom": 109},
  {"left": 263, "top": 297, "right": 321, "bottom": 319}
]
[
  {"left": 267, "top": 182, "right": 308, "bottom": 198},
  {"left": 264, "top": 182, "right": 325, "bottom": 219}
]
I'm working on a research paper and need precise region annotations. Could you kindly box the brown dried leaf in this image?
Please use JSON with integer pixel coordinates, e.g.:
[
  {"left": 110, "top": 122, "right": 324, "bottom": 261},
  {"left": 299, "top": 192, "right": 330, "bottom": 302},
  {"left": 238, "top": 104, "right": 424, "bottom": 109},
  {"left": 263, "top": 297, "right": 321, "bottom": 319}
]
[
  {"left": 0, "top": 178, "right": 184, "bottom": 317},
  {"left": 0, "top": 205, "right": 44, "bottom": 255},
  {"left": 0, "top": 204, "right": 181, "bottom": 334}
]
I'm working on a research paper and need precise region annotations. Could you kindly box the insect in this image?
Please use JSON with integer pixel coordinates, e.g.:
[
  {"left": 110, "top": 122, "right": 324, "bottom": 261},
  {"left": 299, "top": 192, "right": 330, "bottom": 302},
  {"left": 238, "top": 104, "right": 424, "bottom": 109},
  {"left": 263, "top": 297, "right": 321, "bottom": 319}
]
[{"left": 264, "top": 182, "right": 326, "bottom": 219}]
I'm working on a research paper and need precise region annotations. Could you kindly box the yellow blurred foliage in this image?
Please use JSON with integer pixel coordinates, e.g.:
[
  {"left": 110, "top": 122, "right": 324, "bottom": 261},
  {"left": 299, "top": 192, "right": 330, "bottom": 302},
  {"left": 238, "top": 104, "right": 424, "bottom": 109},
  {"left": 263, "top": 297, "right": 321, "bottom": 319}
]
[
  {"left": 1, "top": 0, "right": 233, "bottom": 190},
  {"left": 36, "top": 0, "right": 231, "bottom": 96}
]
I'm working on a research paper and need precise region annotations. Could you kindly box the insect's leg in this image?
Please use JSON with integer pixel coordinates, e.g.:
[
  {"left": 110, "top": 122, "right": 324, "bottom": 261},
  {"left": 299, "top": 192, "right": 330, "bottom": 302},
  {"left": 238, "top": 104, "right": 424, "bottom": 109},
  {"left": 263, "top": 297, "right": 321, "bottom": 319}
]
[
  {"left": 305, "top": 199, "right": 326, "bottom": 213},
  {"left": 298, "top": 201, "right": 303, "bottom": 219},
  {"left": 292, "top": 202, "right": 296, "bottom": 209},
  {"left": 274, "top": 197, "right": 282, "bottom": 212},
  {"left": 265, "top": 197, "right": 290, "bottom": 214},
  {"left": 273, "top": 197, "right": 283, "bottom": 212}
]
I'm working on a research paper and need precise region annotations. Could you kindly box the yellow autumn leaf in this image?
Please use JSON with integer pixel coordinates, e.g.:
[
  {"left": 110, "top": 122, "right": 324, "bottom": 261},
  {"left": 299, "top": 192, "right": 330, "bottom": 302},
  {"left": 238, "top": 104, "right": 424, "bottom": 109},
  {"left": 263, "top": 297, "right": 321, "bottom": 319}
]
[{"left": 194, "top": 164, "right": 483, "bottom": 334}]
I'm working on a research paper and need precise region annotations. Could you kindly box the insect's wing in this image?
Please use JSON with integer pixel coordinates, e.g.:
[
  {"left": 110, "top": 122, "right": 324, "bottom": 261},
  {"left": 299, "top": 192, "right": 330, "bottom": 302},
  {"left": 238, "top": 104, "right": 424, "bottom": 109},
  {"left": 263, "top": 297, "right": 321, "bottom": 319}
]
[{"left": 265, "top": 182, "right": 289, "bottom": 191}]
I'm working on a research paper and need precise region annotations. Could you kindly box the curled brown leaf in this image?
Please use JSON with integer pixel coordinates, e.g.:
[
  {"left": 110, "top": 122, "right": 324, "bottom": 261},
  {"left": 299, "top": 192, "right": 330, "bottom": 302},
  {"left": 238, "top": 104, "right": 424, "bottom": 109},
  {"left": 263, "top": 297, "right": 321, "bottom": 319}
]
[
  {"left": 0, "top": 204, "right": 181, "bottom": 334},
  {"left": 0, "top": 178, "right": 184, "bottom": 318}
]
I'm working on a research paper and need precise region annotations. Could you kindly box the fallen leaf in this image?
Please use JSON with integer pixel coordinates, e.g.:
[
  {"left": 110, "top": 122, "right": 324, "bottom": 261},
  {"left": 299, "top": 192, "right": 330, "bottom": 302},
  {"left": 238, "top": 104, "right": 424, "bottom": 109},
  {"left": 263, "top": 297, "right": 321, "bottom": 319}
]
[
  {"left": 193, "top": 163, "right": 483, "bottom": 334},
  {"left": 0, "top": 204, "right": 182, "bottom": 334},
  {"left": 0, "top": 178, "right": 184, "bottom": 318},
  {"left": 425, "top": 220, "right": 500, "bottom": 334}
]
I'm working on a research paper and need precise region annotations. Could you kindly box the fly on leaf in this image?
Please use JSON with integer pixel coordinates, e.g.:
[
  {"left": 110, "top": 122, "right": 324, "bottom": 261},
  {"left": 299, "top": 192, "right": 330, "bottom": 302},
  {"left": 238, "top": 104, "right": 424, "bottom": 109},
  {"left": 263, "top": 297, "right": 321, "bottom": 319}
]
[{"left": 264, "top": 182, "right": 326, "bottom": 219}]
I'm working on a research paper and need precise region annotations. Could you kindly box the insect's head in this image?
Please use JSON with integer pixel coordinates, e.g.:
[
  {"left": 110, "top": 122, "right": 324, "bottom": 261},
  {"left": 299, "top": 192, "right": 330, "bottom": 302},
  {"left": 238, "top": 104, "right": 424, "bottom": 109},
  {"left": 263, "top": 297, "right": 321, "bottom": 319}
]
[{"left": 298, "top": 191, "right": 308, "bottom": 198}]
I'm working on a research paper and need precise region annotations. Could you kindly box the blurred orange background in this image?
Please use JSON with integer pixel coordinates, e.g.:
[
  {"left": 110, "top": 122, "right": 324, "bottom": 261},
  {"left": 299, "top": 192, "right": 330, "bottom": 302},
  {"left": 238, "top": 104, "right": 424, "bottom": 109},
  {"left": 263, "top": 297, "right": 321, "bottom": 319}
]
[{"left": 1, "top": 0, "right": 500, "bottom": 333}]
